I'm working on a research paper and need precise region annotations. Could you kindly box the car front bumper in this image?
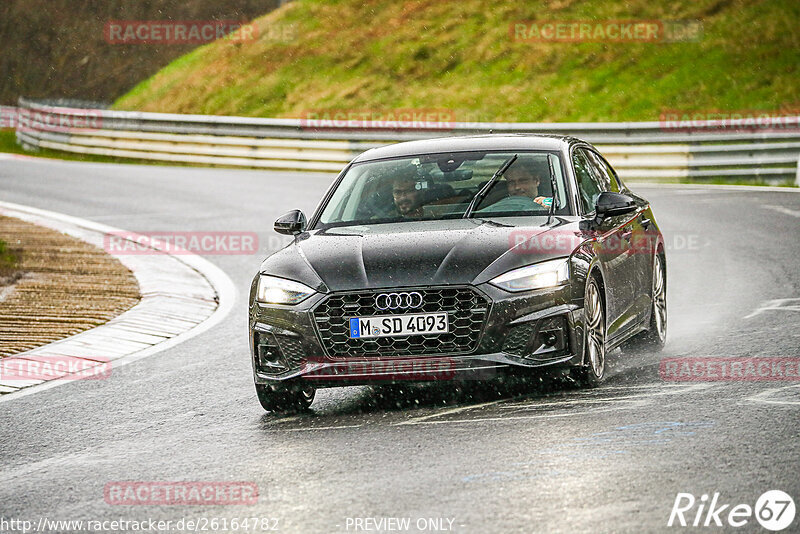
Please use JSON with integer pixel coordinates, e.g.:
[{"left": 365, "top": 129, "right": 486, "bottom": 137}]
[{"left": 249, "top": 282, "right": 586, "bottom": 386}]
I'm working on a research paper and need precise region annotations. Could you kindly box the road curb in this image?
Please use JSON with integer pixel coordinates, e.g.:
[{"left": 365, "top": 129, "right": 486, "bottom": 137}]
[{"left": 0, "top": 201, "right": 236, "bottom": 402}]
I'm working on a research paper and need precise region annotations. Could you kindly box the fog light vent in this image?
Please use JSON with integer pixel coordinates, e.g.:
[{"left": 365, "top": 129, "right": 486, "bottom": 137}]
[
  {"left": 502, "top": 315, "right": 569, "bottom": 360},
  {"left": 255, "top": 333, "right": 289, "bottom": 373}
]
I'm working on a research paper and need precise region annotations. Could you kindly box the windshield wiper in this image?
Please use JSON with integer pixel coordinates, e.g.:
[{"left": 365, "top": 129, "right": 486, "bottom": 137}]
[
  {"left": 547, "top": 154, "right": 558, "bottom": 224},
  {"left": 462, "top": 154, "right": 518, "bottom": 218},
  {"left": 475, "top": 218, "right": 515, "bottom": 227}
]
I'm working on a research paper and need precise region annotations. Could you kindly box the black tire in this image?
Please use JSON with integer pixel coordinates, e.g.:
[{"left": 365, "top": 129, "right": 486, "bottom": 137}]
[
  {"left": 621, "top": 253, "right": 667, "bottom": 353},
  {"left": 255, "top": 380, "right": 315, "bottom": 413},
  {"left": 570, "top": 275, "right": 606, "bottom": 388}
]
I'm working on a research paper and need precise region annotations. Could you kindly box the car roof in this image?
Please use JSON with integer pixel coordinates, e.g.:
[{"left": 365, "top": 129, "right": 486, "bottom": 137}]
[{"left": 351, "top": 134, "right": 585, "bottom": 163}]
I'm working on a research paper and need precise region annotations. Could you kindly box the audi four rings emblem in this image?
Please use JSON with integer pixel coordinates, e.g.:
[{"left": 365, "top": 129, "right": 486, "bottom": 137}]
[{"left": 375, "top": 292, "right": 424, "bottom": 310}]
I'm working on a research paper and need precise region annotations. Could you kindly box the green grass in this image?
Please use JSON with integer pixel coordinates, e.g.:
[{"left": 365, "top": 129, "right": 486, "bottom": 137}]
[
  {"left": 7, "top": 0, "right": 794, "bottom": 186},
  {"left": 113, "top": 0, "right": 798, "bottom": 123},
  {"left": 0, "top": 238, "right": 21, "bottom": 279}
]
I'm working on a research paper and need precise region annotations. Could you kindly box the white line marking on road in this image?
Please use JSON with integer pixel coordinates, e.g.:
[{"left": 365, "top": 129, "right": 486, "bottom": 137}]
[
  {"left": 395, "top": 384, "right": 715, "bottom": 426},
  {"left": 393, "top": 399, "right": 506, "bottom": 426},
  {"left": 743, "top": 384, "right": 800, "bottom": 406},
  {"left": 499, "top": 397, "right": 644, "bottom": 410},
  {"left": 763, "top": 204, "right": 800, "bottom": 218},
  {"left": 497, "top": 384, "right": 714, "bottom": 410},
  {"left": 281, "top": 424, "right": 364, "bottom": 432},
  {"left": 569, "top": 384, "right": 709, "bottom": 390},
  {"left": 744, "top": 298, "right": 800, "bottom": 319},
  {"left": 404, "top": 404, "right": 644, "bottom": 425}
]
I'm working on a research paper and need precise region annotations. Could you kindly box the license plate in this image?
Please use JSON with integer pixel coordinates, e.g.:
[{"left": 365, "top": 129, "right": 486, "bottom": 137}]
[{"left": 349, "top": 312, "right": 448, "bottom": 339}]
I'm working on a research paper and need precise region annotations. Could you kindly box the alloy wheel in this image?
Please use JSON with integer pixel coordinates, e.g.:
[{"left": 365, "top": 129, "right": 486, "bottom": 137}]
[
  {"left": 652, "top": 255, "right": 667, "bottom": 343},
  {"left": 585, "top": 280, "right": 605, "bottom": 379}
]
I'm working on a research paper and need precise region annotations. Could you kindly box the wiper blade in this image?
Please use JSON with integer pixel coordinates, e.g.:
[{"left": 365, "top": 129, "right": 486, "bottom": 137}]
[
  {"left": 463, "top": 154, "right": 518, "bottom": 218},
  {"left": 480, "top": 218, "right": 515, "bottom": 227}
]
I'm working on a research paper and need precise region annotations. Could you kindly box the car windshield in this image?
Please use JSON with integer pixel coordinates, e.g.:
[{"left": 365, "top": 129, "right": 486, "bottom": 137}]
[{"left": 314, "top": 151, "right": 570, "bottom": 229}]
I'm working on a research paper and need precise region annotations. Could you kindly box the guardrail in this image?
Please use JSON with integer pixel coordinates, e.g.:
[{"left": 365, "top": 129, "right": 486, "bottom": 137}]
[{"left": 13, "top": 98, "right": 800, "bottom": 184}]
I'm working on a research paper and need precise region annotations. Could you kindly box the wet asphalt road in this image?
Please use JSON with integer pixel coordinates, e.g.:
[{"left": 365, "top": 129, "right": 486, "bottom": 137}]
[{"left": 0, "top": 158, "right": 799, "bottom": 534}]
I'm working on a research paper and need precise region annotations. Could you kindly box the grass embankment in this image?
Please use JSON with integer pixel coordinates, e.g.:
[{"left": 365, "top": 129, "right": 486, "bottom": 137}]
[{"left": 114, "top": 0, "right": 798, "bottom": 122}]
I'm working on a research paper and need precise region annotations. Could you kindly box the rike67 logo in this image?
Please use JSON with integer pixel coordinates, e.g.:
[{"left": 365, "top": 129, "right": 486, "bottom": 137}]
[{"left": 668, "top": 490, "right": 795, "bottom": 531}]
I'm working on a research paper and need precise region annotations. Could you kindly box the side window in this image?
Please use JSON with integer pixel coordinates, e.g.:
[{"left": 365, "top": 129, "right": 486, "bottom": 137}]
[
  {"left": 585, "top": 150, "right": 621, "bottom": 193},
  {"left": 572, "top": 149, "right": 603, "bottom": 214}
]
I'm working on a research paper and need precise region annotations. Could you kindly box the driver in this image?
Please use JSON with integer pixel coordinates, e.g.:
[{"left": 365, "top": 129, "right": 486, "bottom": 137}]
[
  {"left": 391, "top": 174, "right": 425, "bottom": 218},
  {"left": 478, "top": 158, "right": 553, "bottom": 212},
  {"left": 504, "top": 159, "right": 552, "bottom": 207}
]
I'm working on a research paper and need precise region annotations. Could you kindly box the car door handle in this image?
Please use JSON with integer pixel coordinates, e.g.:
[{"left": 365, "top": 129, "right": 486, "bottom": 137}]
[{"left": 640, "top": 217, "right": 652, "bottom": 229}]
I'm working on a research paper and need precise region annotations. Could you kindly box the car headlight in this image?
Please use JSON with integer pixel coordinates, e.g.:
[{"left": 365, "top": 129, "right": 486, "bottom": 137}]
[
  {"left": 256, "top": 275, "right": 316, "bottom": 305},
  {"left": 490, "top": 258, "right": 570, "bottom": 292}
]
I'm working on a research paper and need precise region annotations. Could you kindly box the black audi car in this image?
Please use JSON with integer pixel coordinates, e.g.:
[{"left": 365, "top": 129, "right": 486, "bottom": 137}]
[{"left": 249, "top": 135, "right": 667, "bottom": 411}]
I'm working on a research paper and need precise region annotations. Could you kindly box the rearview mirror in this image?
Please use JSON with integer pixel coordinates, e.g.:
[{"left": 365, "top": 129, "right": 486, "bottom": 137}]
[
  {"left": 274, "top": 210, "right": 307, "bottom": 235},
  {"left": 442, "top": 169, "right": 474, "bottom": 182},
  {"left": 595, "top": 192, "right": 636, "bottom": 219}
]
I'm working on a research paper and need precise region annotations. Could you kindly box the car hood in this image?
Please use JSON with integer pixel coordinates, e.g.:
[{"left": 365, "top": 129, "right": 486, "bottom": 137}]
[{"left": 259, "top": 218, "right": 585, "bottom": 292}]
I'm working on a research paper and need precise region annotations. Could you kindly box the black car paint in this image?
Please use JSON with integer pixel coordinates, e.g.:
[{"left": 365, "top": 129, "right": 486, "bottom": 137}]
[{"left": 249, "top": 135, "right": 664, "bottom": 384}]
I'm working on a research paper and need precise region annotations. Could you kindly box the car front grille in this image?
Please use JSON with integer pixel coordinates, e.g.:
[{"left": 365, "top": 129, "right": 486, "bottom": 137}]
[{"left": 312, "top": 287, "right": 490, "bottom": 358}]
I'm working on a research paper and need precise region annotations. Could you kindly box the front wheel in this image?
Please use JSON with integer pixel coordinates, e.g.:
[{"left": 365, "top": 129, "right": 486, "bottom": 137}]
[
  {"left": 255, "top": 380, "right": 315, "bottom": 413},
  {"left": 571, "top": 276, "right": 606, "bottom": 388}
]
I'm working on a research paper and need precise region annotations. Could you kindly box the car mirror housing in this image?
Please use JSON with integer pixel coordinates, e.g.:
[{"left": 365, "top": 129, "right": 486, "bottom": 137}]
[
  {"left": 274, "top": 210, "right": 307, "bottom": 235},
  {"left": 595, "top": 192, "right": 636, "bottom": 219}
]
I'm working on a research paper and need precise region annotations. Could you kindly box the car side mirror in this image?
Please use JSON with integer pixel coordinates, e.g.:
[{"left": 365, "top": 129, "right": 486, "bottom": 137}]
[
  {"left": 274, "top": 210, "right": 307, "bottom": 235},
  {"left": 595, "top": 192, "right": 636, "bottom": 220}
]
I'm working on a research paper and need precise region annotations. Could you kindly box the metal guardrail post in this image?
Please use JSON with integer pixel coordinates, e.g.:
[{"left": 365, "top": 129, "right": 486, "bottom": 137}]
[{"left": 796, "top": 154, "right": 800, "bottom": 187}]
